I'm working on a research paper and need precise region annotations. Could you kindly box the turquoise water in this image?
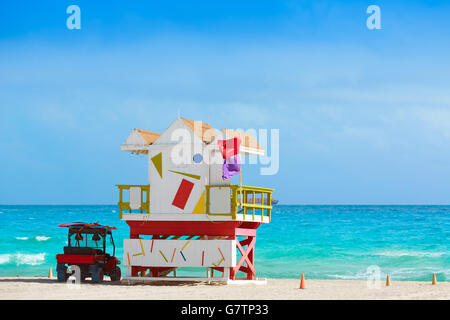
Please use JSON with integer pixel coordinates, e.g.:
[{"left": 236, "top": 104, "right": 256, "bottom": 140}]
[{"left": 0, "top": 205, "right": 448, "bottom": 281}]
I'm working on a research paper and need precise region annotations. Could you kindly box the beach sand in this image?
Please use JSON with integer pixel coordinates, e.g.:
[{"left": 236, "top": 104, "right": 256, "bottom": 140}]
[{"left": 0, "top": 277, "right": 448, "bottom": 300}]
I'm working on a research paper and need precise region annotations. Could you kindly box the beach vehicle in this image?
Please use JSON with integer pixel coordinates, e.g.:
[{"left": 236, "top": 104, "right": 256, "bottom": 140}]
[
  {"left": 56, "top": 222, "right": 121, "bottom": 283},
  {"left": 116, "top": 118, "right": 274, "bottom": 283}
]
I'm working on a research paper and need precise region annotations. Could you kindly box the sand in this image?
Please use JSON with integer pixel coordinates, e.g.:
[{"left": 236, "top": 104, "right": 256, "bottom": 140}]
[{"left": 0, "top": 277, "right": 448, "bottom": 300}]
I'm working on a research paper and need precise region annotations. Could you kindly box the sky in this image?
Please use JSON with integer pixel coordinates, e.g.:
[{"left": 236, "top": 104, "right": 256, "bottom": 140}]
[{"left": 1, "top": 0, "right": 450, "bottom": 204}]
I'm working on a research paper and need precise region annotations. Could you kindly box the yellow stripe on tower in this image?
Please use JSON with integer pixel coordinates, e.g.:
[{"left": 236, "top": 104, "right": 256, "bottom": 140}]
[
  {"left": 159, "top": 250, "right": 168, "bottom": 263},
  {"left": 168, "top": 170, "right": 201, "bottom": 180},
  {"left": 139, "top": 239, "right": 145, "bottom": 256},
  {"left": 181, "top": 241, "right": 190, "bottom": 251}
]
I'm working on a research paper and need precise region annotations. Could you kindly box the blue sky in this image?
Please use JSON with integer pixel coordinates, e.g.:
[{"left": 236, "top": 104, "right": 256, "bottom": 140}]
[{"left": 1, "top": 0, "right": 450, "bottom": 204}]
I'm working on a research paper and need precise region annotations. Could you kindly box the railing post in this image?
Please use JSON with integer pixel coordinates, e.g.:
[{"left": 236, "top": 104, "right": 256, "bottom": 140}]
[
  {"left": 146, "top": 186, "right": 150, "bottom": 213},
  {"left": 252, "top": 191, "right": 256, "bottom": 221},
  {"left": 205, "top": 186, "right": 210, "bottom": 215},
  {"left": 118, "top": 186, "right": 123, "bottom": 219},
  {"left": 242, "top": 188, "right": 245, "bottom": 221},
  {"left": 243, "top": 190, "right": 247, "bottom": 217},
  {"left": 231, "top": 186, "right": 237, "bottom": 220},
  {"left": 140, "top": 188, "right": 143, "bottom": 213}
]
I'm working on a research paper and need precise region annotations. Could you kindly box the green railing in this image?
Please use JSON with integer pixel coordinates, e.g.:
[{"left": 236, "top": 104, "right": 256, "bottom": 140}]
[
  {"left": 116, "top": 185, "right": 150, "bottom": 219},
  {"left": 205, "top": 185, "right": 274, "bottom": 222}
]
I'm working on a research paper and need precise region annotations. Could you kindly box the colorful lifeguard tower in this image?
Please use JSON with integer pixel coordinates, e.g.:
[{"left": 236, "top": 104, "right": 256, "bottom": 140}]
[{"left": 117, "top": 118, "right": 274, "bottom": 283}]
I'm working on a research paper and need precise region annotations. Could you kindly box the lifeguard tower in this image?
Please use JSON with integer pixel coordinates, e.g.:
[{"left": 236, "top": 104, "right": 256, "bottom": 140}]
[{"left": 116, "top": 118, "right": 274, "bottom": 283}]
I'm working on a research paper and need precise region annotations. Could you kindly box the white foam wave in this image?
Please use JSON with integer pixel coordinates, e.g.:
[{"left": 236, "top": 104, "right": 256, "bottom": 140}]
[
  {"left": 375, "top": 250, "right": 445, "bottom": 258},
  {"left": 0, "top": 253, "right": 46, "bottom": 265},
  {"left": 327, "top": 267, "right": 450, "bottom": 281},
  {"left": 327, "top": 274, "right": 363, "bottom": 280},
  {"left": 326, "top": 271, "right": 369, "bottom": 280},
  {"left": 386, "top": 267, "right": 450, "bottom": 280},
  {"left": 15, "top": 253, "right": 46, "bottom": 265},
  {"left": 0, "top": 254, "right": 11, "bottom": 264},
  {"left": 35, "top": 236, "right": 51, "bottom": 241},
  {"left": 15, "top": 237, "right": 29, "bottom": 240}
]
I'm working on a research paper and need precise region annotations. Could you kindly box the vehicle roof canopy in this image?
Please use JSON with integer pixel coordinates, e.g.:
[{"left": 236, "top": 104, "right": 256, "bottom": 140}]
[{"left": 58, "top": 222, "right": 116, "bottom": 234}]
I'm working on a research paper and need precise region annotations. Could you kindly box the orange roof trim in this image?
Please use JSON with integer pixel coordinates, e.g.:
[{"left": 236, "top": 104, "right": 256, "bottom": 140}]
[
  {"left": 135, "top": 128, "right": 161, "bottom": 145},
  {"left": 223, "top": 128, "right": 263, "bottom": 151},
  {"left": 180, "top": 118, "right": 218, "bottom": 144}
]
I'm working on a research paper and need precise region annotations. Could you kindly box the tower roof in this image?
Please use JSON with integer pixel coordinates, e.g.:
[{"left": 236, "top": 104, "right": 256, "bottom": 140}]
[
  {"left": 180, "top": 118, "right": 217, "bottom": 144},
  {"left": 134, "top": 129, "right": 161, "bottom": 145},
  {"left": 222, "top": 128, "right": 263, "bottom": 154},
  {"left": 121, "top": 118, "right": 264, "bottom": 155},
  {"left": 120, "top": 128, "right": 161, "bottom": 154}
]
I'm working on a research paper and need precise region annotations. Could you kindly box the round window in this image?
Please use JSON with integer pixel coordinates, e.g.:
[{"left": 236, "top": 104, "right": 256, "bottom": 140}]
[{"left": 193, "top": 153, "right": 203, "bottom": 163}]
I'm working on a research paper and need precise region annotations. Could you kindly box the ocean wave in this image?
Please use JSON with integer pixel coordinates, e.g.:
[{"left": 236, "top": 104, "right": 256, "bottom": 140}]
[
  {"left": 0, "top": 254, "right": 11, "bottom": 264},
  {"left": 386, "top": 267, "right": 450, "bottom": 280},
  {"left": 14, "top": 236, "right": 51, "bottom": 241},
  {"left": 35, "top": 236, "right": 51, "bottom": 241},
  {"left": 375, "top": 250, "right": 446, "bottom": 258},
  {"left": 325, "top": 267, "right": 449, "bottom": 281},
  {"left": 327, "top": 274, "right": 366, "bottom": 280},
  {"left": 16, "top": 253, "right": 46, "bottom": 265},
  {"left": 0, "top": 253, "right": 46, "bottom": 266}
]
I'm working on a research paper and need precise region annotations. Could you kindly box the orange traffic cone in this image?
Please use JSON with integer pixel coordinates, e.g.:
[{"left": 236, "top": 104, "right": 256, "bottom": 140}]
[
  {"left": 299, "top": 273, "right": 306, "bottom": 289},
  {"left": 386, "top": 274, "right": 391, "bottom": 286},
  {"left": 432, "top": 273, "right": 437, "bottom": 285},
  {"left": 48, "top": 267, "right": 53, "bottom": 278}
]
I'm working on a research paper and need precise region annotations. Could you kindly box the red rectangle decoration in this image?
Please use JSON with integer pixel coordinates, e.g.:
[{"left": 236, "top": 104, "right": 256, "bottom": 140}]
[{"left": 172, "top": 178, "right": 195, "bottom": 210}]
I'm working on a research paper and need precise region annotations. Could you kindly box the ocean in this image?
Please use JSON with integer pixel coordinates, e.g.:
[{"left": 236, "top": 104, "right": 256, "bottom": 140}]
[{"left": 0, "top": 205, "right": 448, "bottom": 281}]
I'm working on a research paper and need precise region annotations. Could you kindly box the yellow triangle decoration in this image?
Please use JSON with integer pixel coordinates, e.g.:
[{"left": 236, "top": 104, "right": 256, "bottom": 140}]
[
  {"left": 168, "top": 170, "right": 201, "bottom": 180},
  {"left": 192, "top": 191, "right": 205, "bottom": 214},
  {"left": 151, "top": 152, "right": 163, "bottom": 179}
]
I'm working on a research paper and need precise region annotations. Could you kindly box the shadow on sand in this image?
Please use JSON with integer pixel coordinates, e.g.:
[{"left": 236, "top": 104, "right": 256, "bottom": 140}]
[{"left": 0, "top": 277, "right": 222, "bottom": 287}]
